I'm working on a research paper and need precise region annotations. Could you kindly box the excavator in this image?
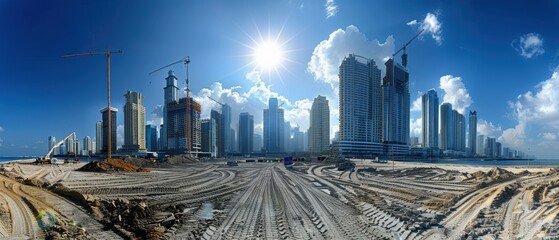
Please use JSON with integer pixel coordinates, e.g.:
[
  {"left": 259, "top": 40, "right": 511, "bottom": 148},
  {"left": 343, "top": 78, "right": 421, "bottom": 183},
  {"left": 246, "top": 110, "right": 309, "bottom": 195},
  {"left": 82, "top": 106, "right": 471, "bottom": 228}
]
[{"left": 35, "top": 132, "right": 79, "bottom": 164}]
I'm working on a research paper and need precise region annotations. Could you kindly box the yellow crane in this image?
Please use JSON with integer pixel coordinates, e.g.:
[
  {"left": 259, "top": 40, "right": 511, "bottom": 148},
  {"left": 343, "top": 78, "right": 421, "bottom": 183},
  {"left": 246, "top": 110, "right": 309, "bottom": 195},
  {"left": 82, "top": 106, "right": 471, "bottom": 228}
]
[
  {"left": 61, "top": 49, "right": 123, "bottom": 160},
  {"left": 150, "top": 57, "right": 192, "bottom": 156}
]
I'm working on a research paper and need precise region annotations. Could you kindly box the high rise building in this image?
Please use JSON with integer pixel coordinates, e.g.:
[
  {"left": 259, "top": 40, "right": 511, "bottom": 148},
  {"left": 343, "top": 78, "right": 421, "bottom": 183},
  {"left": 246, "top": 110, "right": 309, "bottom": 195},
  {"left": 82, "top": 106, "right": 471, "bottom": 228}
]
[
  {"left": 284, "top": 121, "right": 291, "bottom": 152},
  {"left": 166, "top": 97, "right": 201, "bottom": 155},
  {"left": 65, "top": 138, "right": 75, "bottom": 154},
  {"left": 253, "top": 134, "right": 262, "bottom": 153},
  {"left": 477, "top": 134, "right": 486, "bottom": 156},
  {"left": 83, "top": 136, "right": 92, "bottom": 155},
  {"left": 382, "top": 57, "right": 410, "bottom": 145},
  {"left": 263, "top": 98, "right": 285, "bottom": 153},
  {"left": 453, "top": 110, "right": 466, "bottom": 152},
  {"left": 485, "top": 137, "right": 496, "bottom": 158},
  {"left": 211, "top": 109, "right": 223, "bottom": 157},
  {"left": 161, "top": 70, "right": 180, "bottom": 151},
  {"left": 145, "top": 124, "right": 159, "bottom": 152},
  {"left": 422, "top": 90, "right": 439, "bottom": 148},
  {"left": 440, "top": 103, "right": 453, "bottom": 151},
  {"left": 101, "top": 107, "right": 118, "bottom": 154},
  {"left": 238, "top": 112, "right": 254, "bottom": 155},
  {"left": 201, "top": 118, "right": 217, "bottom": 157},
  {"left": 96, "top": 121, "right": 102, "bottom": 154},
  {"left": 468, "top": 111, "right": 477, "bottom": 156},
  {"left": 48, "top": 136, "right": 58, "bottom": 155},
  {"left": 222, "top": 104, "right": 232, "bottom": 153},
  {"left": 122, "top": 91, "right": 146, "bottom": 153},
  {"left": 309, "top": 95, "right": 330, "bottom": 153},
  {"left": 290, "top": 126, "right": 304, "bottom": 152},
  {"left": 337, "top": 54, "right": 383, "bottom": 156}
]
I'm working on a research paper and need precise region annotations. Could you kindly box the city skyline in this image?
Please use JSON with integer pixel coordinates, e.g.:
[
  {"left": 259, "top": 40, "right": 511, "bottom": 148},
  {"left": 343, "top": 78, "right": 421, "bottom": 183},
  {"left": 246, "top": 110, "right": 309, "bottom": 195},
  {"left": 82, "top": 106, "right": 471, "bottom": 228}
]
[{"left": 1, "top": 1, "right": 559, "bottom": 158}]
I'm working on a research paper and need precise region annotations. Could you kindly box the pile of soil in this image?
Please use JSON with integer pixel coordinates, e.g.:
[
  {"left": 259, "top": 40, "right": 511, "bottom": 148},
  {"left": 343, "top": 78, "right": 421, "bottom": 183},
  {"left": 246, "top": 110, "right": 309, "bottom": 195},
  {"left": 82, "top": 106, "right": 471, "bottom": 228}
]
[
  {"left": 78, "top": 158, "right": 150, "bottom": 173},
  {"left": 165, "top": 155, "right": 199, "bottom": 164}
]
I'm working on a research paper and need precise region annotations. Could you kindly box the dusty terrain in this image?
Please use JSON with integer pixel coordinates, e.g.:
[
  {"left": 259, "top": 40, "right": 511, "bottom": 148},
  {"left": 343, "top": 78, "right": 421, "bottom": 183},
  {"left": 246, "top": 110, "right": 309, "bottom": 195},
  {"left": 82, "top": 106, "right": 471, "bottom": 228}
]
[{"left": 1, "top": 159, "right": 559, "bottom": 239}]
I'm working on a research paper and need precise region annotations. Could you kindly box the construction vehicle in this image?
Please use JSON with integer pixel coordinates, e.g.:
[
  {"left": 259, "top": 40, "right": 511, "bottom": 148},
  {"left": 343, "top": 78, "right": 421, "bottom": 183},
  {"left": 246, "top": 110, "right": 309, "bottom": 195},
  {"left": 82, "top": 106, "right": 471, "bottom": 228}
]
[{"left": 35, "top": 132, "right": 78, "bottom": 164}]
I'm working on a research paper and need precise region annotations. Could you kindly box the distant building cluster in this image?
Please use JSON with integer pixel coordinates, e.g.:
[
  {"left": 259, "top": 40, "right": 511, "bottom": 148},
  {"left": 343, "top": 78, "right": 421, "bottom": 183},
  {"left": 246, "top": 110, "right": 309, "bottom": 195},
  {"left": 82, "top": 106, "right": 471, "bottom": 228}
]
[{"left": 45, "top": 52, "right": 530, "bottom": 160}]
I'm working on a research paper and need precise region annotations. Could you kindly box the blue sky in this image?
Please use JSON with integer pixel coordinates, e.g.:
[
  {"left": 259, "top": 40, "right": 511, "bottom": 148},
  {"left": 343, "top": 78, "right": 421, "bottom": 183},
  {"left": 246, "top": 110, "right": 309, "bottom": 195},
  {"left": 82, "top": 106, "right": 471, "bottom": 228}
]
[{"left": 1, "top": 0, "right": 559, "bottom": 158}]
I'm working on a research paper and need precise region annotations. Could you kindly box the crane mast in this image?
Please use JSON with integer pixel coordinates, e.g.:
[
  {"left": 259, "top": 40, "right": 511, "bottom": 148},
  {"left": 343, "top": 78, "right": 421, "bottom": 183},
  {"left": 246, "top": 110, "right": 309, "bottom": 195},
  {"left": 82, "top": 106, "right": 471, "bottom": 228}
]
[{"left": 61, "top": 49, "right": 122, "bottom": 160}]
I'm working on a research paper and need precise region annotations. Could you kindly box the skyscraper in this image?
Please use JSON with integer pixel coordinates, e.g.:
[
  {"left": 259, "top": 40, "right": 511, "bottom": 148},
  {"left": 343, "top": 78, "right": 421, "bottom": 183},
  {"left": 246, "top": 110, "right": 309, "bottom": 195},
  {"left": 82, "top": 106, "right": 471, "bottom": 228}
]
[
  {"left": 382, "top": 57, "right": 410, "bottom": 145},
  {"left": 222, "top": 104, "right": 232, "bottom": 153},
  {"left": 122, "top": 91, "right": 146, "bottom": 153},
  {"left": 477, "top": 134, "right": 486, "bottom": 156},
  {"left": 253, "top": 134, "right": 262, "bottom": 153},
  {"left": 453, "top": 110, "right": 466, "bottom": 152},
  {"left": 238, "top": 112, "right": 254, "bottom": 155},
  {"left": 161, "top": 70, "right": 179, "bottom": 151},
  {"left": 166, "top": 97, "right": 201, "bottom": 154},
  {"left": 337, "top": 54, "right": 383, "bottom": 156},
  {"left": 468, "top": 111, "right": 477, "bottom": 156},
  {"left": 201, "top": 118, "right": 217, "bottom": 157},
  {"left": 96, "top": 121, "right": 102, "bottom": 154},
  {"left": 421, "top": 89, "right": 439, "bottom": 148},
  {"left": 309, "top": 95, "right": 330, "bottom": 153},
  {"left": 263, "top": 98, "right": 285, "bottom": 153},
  {"left": 48, "top": 136, "right": 57, "bottom": 155},
  {"left": 145, "top": 124, "right": 159, "bottom": 152},
  {"left": 83, "top": 136, "right": 92, "bottom": 155},
  {"left": 211, "top": 109, "right": 223, "bottom": 157},
  {"left": 440, "top": 103, "right": 453, "bottom": 151},
  {"left": 101, "top": 107, "right": 118, "bottom": 154}
]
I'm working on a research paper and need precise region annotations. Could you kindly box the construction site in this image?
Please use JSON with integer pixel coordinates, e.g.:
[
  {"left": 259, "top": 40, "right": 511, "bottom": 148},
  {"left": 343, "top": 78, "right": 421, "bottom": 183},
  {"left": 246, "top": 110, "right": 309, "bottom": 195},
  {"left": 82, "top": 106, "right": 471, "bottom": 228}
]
[{"left": 0, "top": 157, "right": 559, "bottom": 240}]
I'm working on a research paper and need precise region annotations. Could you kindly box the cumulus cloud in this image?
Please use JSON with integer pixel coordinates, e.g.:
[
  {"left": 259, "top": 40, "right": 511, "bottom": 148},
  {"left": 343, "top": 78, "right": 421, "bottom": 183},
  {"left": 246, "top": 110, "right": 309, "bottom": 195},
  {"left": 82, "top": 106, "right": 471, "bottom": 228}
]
[
  {"left": 307, "top": 25, "right": 395, "bottom": 87},
  {"left": 439, "top": 75, "right": 473, "bottom": 114},
  {"left": 512, "top": 33, "right": 544, "bottom": 59},
  {"left": 408, "top": 12, "right": 443, "bottom": 45},
  {"left": 410, "top": 118, "right": 422, "bottom": 138},
  {"left": 477, "top": 119, "right": 502, "bottom": 138},
  {"left": 500, "top": 67, "right": 559, "bottom": 157},
  {"left": 324, "top": 0, "right": 338, "bottom": 19},
  {"left": 411, "top": 94, "right": 422, "bottom": 112},
  {"left": 191, "top": 70, "right": 312, "bottom": 134},
  {"left": 147, "top": 105, "right": 164, "bottom": 126},
  {"left": 541, "top": 132, "right": 557, "bottom": 141}
]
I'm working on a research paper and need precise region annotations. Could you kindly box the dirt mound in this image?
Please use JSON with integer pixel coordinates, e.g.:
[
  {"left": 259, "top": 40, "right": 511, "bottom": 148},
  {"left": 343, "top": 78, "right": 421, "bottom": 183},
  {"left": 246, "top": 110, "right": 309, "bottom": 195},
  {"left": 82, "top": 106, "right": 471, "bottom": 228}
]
[
  {"left": 165, "top": 155, "right": 199, "bottom": 164},
  {"left": 78, "top": 158, "right": 150, "bottom": 173},
  {"left": 486, "top": 167, "right": 513, "bottom": 179}
]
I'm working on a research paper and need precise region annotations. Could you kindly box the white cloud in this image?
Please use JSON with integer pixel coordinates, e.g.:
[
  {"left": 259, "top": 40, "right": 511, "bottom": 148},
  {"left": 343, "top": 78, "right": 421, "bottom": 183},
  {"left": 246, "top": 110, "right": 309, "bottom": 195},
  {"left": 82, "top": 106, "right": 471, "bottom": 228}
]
[
  {"left": 411, "top": 94, "right": 422, "bottom": 112},
  {"left": 512, "top": 33, "right": 544, "bottom": 59},
  {"left": 307, "top": 25, "right": 395, "bottom": 88},
  {"left": 500, "top": 67, "right": 559, "bottom": 158},
  {"left": 147, "top": 105, "right": 164, "bottom": 126},
  {"left": 541, "top": 132, "right": 557, "bottom": 141},
  {"left": 439, "top": 75, "right": 473, "bottom": 114},
  {"left": 191, "top": 70, "right": 312, "bottom": 134},
  {"left": 0, "top": 126, "right": 3, "bottom": 132},
  {"left": 477, "top": 119, "right": 502, "bottom": 138},
  {"left": 324, "top": 0, "right": 338, "bottom": 19},
  {"left": 410, "top": 117, "right": 422, "bottom": 138},
  {"left": 408, "top": 12, "right": 443, "bottom": 45}
]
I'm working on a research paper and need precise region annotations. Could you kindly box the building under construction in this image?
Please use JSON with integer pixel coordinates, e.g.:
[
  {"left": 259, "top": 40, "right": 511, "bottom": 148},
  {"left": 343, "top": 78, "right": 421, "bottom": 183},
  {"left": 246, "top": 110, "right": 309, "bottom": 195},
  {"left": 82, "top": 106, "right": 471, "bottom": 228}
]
[{"left": 166, "top": 97, "right": 201, "bottom": 155}]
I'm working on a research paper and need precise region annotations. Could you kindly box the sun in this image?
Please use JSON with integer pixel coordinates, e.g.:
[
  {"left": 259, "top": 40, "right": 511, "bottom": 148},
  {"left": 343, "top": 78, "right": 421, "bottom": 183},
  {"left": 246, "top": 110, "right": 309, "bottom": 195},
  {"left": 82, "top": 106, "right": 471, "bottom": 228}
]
[{"left": 254, "top": 40, "right": 283, "bottom": 70}]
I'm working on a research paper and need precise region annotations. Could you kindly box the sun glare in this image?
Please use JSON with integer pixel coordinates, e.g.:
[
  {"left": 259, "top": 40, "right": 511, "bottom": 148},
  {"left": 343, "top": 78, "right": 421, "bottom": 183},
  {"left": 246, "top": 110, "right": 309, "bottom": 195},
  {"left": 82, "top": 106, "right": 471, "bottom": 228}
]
[{"left": 254, "top": 41, "right": 283, "bottom": 70}]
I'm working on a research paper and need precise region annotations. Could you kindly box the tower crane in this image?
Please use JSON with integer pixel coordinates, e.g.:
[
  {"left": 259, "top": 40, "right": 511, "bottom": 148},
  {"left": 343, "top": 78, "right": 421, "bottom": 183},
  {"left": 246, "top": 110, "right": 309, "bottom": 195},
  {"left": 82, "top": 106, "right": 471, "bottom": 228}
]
[
  {"left": 150, "top": 57, "right": 192, "bottom": 156},
  {"left": 392, "top": 29, "right": 424, "bottom": 67},
  {"left": 61, "top": 49, "right": 122, "bottom": 160},
  {"left": 208, "top": 96, "right": 224, "bottom": 107},
  {"left": 279, "top": 102, "right": 285, "bottom": 108},
  {"left": 36, "top": 132, "right": 78, "bottom": 164}
]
